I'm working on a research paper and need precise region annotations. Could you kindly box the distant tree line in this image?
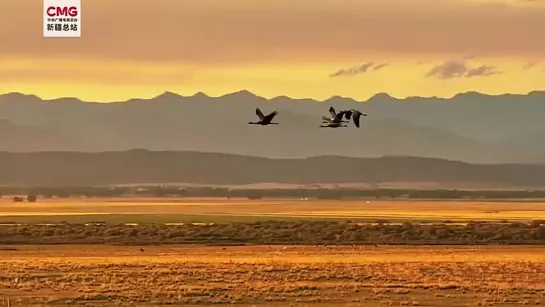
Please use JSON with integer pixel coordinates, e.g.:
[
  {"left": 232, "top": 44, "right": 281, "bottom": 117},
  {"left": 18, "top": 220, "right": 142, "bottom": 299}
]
[{"left": 1, "top": 186, "right": 545, "bottom": 200}]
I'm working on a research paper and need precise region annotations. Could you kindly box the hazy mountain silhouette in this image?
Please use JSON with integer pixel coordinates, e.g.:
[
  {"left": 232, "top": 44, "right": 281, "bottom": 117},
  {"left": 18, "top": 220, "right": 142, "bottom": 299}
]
[
  {"left": 0, "top": 150, "right": 544, "bottom": 187},
  {"left": 0, "top": 119, "right": 77, "bottom": 151},
  {"left": 1, "top": 90, "right": 544, "bottom": 162},
  {"left": 500, "top": 130, "right": 545, "bottom": 161}
]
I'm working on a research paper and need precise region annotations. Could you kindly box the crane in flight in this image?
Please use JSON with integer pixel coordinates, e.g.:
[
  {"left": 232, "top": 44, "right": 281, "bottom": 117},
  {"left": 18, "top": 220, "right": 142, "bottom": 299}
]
[
  {"left": 322, "top": 106, "right": 351, "bottom": 124},
  {"left": 249, "top": 108, "right": 279, "bottom": 126},
  {"left": 320, "top": 109, "right": 350, "bottom": 128},
  {"left": 344, "top": 109, "right": 367, "bottom": 128}
]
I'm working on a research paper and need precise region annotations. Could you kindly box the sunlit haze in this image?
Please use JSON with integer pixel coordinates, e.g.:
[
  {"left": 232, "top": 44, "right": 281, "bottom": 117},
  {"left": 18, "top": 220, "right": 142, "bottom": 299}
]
[{"left": 0, "top": 0, "right": 543, "bottom": 101}]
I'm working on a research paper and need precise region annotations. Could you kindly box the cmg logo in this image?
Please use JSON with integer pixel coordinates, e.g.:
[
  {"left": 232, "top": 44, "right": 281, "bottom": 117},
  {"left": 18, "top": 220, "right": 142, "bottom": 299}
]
[
  {"left": 46, "top": 6, "right": 78, "bottom": 17},
  {"left": 43, "top": 0, "right": 81, "bottom": 38}
]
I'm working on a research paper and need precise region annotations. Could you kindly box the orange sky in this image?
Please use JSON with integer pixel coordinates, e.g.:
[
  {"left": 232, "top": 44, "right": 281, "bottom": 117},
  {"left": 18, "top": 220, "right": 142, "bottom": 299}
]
[{"left": 0, "top": 0, "right": 544, "bottom": 101}]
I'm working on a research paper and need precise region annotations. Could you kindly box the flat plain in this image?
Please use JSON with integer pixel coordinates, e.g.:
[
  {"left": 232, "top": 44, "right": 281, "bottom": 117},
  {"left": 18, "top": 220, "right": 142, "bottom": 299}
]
[
  {"left": 1, "top": 198, "right": 544, "bottom": 306},
  {"left": 1, "top": 197, "right": 545, "bottom": 224},
  {"left": 0, "top": 245, "right": 544, "bottom": 306}
]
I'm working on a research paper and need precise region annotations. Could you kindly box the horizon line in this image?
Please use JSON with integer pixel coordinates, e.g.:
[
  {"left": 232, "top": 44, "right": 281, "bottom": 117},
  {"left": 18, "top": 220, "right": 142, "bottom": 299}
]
[
  {"left": 0, "top": 149, "right": 541, "bottom": 166},
  {"left": 1, "top": 89, "right": 544, "bottom": 104},
  {"left": 0, "top": 149, "right": 506, "bottom": 165}
]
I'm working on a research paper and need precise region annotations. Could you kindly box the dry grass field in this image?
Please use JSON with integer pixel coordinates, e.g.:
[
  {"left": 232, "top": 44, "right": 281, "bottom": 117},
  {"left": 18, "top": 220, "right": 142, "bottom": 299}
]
[
  {"left": 0, "top": 245, "right": 544, "bottom": 306},
  {"left": 1, "top": 198, "right": 545, "bottom": 224},
  {"left": 1, "top": 198, "right": 544, "bottom": 306}
]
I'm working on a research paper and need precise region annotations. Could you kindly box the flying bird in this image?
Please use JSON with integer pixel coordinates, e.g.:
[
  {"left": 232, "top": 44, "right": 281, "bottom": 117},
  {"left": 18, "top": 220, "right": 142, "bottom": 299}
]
[
  {"left": 347, "top": 109, "right": 368, "bottom": 128},
  {"left": 322, "top": 106, "right": 350, "bottom": 124},
  {"left": 320, "top": 109, "right": 350, "bottom": 128},
  {"left": 249, "top": 108, "right": 279, "bottom": 126}
]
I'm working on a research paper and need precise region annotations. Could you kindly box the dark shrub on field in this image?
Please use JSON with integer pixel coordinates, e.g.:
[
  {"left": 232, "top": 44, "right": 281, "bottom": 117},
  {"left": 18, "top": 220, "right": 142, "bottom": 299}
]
[{"left": 0, "top": 221, "right": 544, "bottom": 245}]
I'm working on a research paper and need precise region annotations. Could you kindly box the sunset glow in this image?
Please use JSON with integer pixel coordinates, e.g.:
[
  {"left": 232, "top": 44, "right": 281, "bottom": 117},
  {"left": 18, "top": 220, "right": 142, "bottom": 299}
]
[{"left": 1, "top": 0, "right": 543, "bottom": 101}]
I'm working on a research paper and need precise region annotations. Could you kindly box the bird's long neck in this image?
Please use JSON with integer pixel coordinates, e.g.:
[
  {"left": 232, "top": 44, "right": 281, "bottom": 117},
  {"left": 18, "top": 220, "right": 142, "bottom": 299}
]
[{"left": 248, "top": 122, "right": 259, "bottom": 124}]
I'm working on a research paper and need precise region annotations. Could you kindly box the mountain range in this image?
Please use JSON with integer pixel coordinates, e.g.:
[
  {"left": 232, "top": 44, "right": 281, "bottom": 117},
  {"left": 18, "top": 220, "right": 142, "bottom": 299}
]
[
  {"left": 1, "top": 90, "right": 545, "bottom": 163},
  {"left": 0, "top": 150, "right": 544, "bottom": 187}
]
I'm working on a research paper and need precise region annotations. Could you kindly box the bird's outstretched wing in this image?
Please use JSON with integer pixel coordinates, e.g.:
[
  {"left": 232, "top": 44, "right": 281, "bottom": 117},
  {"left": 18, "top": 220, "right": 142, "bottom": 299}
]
[
  {"left": 343, "top": 110, "right": 353, "bottom": 120},
  {"left": 329, "top": 106, "right": 336, "bottom": 118},
  {"left": 255, "top": 108, "right": 265, "bottom": 121},
  {"left": 352, "top": 111, "right": 361, "bottom": 128},
  {"left": 267, "top": 111, "right": 278, "bottom": 119},
  {"left": 333, "top": 110, "right": 347, "bottom": 123},
  {"left": 262, "top": 110, "right": 278, "bottom": 124}
]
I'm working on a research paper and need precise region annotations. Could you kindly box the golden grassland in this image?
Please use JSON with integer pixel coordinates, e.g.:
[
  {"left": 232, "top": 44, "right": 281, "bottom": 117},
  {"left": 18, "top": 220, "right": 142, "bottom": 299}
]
[
  {"left": 0, "top": 199, "right": 544, "bottom": 305},
  {"left": 1, "top": 198, "right": 545, "bottom": 224},
  {"left": 0, "top": 245, "right": 544, "bottom": 306}
]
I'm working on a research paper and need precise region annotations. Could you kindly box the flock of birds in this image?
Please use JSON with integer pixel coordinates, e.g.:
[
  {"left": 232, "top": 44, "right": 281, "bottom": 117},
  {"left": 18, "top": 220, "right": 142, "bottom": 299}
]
[{"left": 248, "top": 106, "right": 368, "bottom": 128}]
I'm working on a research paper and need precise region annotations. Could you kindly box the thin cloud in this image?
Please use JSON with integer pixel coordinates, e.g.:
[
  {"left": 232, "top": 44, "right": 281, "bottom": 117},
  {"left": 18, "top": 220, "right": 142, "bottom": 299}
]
[
  {"left": 463, "top": 54, "right": 480, "bottom": 60},
  {"left": 425, "top": 60, "right": 468, "bottom": 79},
  {"left": 329, "top": 62, "right": 375, "bottom": 77},
  {"left": 465, "top": 65, "right": 501, "bottom": 78},
  {"left": 373, "top": 63, "right": 390, "bottom": 71},
  {"left": 426, "top": 60, "right": 501, "bottom": 79},
  {"left": 329, "top": 62, "right": 390, "bottom": 77},
  {"left": 522, "top": 61, "right": 538, "bottom": 69}
]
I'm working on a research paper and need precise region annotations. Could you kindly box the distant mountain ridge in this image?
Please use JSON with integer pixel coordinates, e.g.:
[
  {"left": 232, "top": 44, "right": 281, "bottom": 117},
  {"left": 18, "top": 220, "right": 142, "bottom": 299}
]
[
  {"left": 0, "top": 150, "right": 544, "bottom": 187},
  {"left": 0, "top": 119, "right": 76, "bottom": 151},
  {"left": 1, "top": 90, "right": 545, "bottom": 163},
  {"left": 3, "top": 89, "right": 544, "bottom": 103}
]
